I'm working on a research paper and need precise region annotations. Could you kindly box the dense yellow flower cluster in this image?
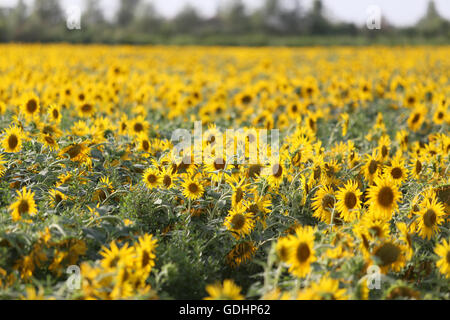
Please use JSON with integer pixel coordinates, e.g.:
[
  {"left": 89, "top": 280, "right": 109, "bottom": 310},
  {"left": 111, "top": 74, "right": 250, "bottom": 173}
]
[{"left": 0, "top": 44, "right": 448, "bottom": 300}]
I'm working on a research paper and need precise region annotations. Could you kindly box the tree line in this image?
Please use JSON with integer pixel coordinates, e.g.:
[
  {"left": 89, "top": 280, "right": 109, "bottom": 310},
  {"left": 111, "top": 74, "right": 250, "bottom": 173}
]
[{"left": 0, "top": 0, "right": 448, "bottom": 45}]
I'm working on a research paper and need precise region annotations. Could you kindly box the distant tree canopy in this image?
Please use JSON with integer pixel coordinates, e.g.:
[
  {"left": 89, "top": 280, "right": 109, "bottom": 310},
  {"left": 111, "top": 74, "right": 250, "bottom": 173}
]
[{"left": 0, "top": 0, "right": 448, "bottom": 44}]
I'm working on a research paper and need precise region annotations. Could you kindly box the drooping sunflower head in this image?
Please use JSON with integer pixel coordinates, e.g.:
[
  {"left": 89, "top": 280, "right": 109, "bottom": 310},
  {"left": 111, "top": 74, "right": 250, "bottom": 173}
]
[{"left": 371, "top": 241, "right": 406, "bottom": 273}]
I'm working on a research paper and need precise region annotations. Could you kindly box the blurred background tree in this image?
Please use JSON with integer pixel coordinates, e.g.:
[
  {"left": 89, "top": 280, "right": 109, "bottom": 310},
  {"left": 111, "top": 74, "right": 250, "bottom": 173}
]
[{"left": 0, "top": 0, "right": 448, "bottom": 45}]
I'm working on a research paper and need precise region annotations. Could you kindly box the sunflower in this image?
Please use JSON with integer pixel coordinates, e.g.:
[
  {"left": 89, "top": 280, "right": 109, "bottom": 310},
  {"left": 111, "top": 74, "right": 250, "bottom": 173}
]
[
  {"left": 377, "top": 135, "right": 391, "bottom": 161},
  {"left": 371, "top": 240, "right": 407, "bottom": 273},
  {"left": 204, "top": 152, "right": 229, "bottom": 183},
  {"left": 286, "top": 226, "right": 316, "bottom": 278},
  {"left": 142, "top": 168, "right": 161, "bottom": 190},
  {"left": 39, "top": 123, "right": 62, "bottom": 138},
  {"left": 224, "top": 204, "right": 255, "bottom": 239},
  {"left": 265, "top": 158, "right": 285, "bottom": 188},
  {"left": 229, "top": 177, "right": 249, "bottom": 207},
  {"left": 78, "top": 102, "right": 96, "bottom": 118},
  {"left": 432, "top": 107, "right": 447, "bottom": 125},
  {"left": 59, "top": 142, "right": 90, "bottom": 164},
  {"left": 136, "top": 134, "right": 152, "bottom": 155},
  {"left": 335, "top": 180, "right": 362, "bottom": 222},
  {"left": 0, "top": 153, "right": 6, "bottom": 178},
  {"left": 407, "top": 106, "right": 426, "bottom": 132},
  {"left": 384, "top": 157, "right": 408, "bottom": 184},
  {"left": 366, "top": 176, "right": 402, "bottom": 219},
  {"left": 71, "top": 120, "right": 90, "bottom": 136},
  {"left": 276, "top": 236, "right": 292, "bottom": 263},
  {"left": 362, "top": 151, "right": 381, "bottom": 184},
  {"left": 99, "top": 241, "right": 135, "bottom": 271},
  {"left": 21, "top": 93, "right": 40, "bottom": 122},
  {"left": 416, "top": 197, "right": 445, "bottom": 240},
  {"left": 49, "top": 189, "right": 67, "bottom": 208},
  {"left": 321, "top": 160, "right": 340, "bottom": 186},
  {"left": 2, "top": 126, "right": 23, "bottom": 153},
  {"left": 40, "top": 134, "right": 59, "bottom": 151},
  {"left": 435, "top": 239, "right": 450, "bottom": 278},
  {"left": 160, "top": 167, "right": 176, "bottom": 189},
  {"left": 226, "top": 241, "right": 257, "bottom": 268},
  {"left": 181, "top": 177, "right": 204, "bottom": 200},
  {"left": 360, "top": 210, "right": 390, "bottom": 240},
  {"left": 48, "top": 105, "right": 62, "bottom": 123},
  {"left": 130, "top": 116, "right": 150, "bottom": 137},
  {"left": 296, "top": 276, "right": 348, "bottom": 300},
  {"left": 135, "top": 234, "right": 158, "bottom": 275},
  {"left": 409, "top": 156, "right": 425, "bottom": 179},
  {"left": 204, "top": 279, "right": 244, "bottom": 300},
  {"left": 9, "top": 187, "right": 38, "bottom": 221},
  {"left": 311, "top": 185, "right": 336, "bottom": 224}
]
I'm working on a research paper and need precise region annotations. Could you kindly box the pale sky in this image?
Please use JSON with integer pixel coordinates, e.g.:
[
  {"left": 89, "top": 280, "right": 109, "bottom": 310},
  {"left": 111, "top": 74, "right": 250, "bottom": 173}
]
[{"left": 1, "top": 0, "right": 449, "bottom": 27}]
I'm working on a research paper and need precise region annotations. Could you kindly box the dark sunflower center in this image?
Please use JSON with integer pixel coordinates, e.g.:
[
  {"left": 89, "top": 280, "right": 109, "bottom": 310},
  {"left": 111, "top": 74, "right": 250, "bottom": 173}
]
[
  {"left": 272, "top": 164, "right": 283, "bottom": 178},
  {"left": 234, "top": 188, "right": 243, "bottom": 204},
  {"left": 437, "top": 112, "right": 444, "bottom": 119},
  {"left": 52, "top": 109, "right": 59, "bottom": 118},
  {"left": 55, "top": 194, "right": 62, "bottom": 203},
  {"left": 241, "top": 95, "right": 252, "bottom": 105},
  {"left": 423, "top": 209, "right": 436, "bottom": 228},
  {"left": 370, "top": 226, "right": 382, "bottom": 237},
  {"left": 344, "top": 192, "right": 357, "bottom": 209},
  {"left": 188, "top": 183, "right": 199, "bottom": 193},
  {"left": 142, "top": 251, "right": 150, "bottom": 267},
  {"left": 214, "top": 158, "right": 225, "bottom": 170},
  {"left": 322, "top": 194, "right": 335, "bottom": 210},
  {"left": 378, "top": 186, "right": 394, "bottom": 208},
  {"left": 381, "top": 146, "right": 388, "bottom": 158},
  {"left": 67, "top": 144, "right": 82, "bottom": 158},
  {"left": 45, "top": 136, "right": 55, "bottom": 145},
  {"left": 368, "top": 160, "right": 378, "bottom": 175},
  {"left": 391, "top": 167, "right": 403, "bottom": 179},
  {"left": 134, "top": 123, "right": 144, "bottom": 132},
  {"left": 313, "top": 166, "right": 321, "bottom": 180},
  {"left": 291, "top": 151, "right": 301, "bottom": 166},
  {"left": 43, "top": 125, "right": 54, "bottom": 135},
  {"left": 248, "top": 164, "right": 261, "bottom": 179},
  {"left": 8, "top": 134, "right": 18, "bottom": 149},
  {"left": 26, "top": 99, "right": 38, "bottom": 113},
  {"left": 163, "top": 175, "right": 172, "bottom": 187},
  {"left": 309, "top": 118, "right": 315, "bottom": 131},
  {"left": 296, "top": 243, "right": 311, "bottom": 263},
  {"left": 415, "top": 160, "right": 422, "bottom": 174},
  {"left": 279, "top": 245, "right": 289, "bottom": 261},
  {"left": 375, "top": 243, "right": 400, "bottom": 266},
  {"left": 142, "top": 140, "right": 150, "bottom": 151},
  {"left": 18, "top": 200, "right": 30, "bottom": 214},
  {"left": 81, "top": 103, "right": 92, "bottom": 113},
  {"left": 147, "top": 174, "right": 157, "bottom": 184},
  {"left": 446, "top": 251, "right": 450, "bottom": 264},
  {"left": 231, "top": 214, "right": 246, "bottom": 230},
  {"left": 412, "top": 113, "right": 420, "bottom": 124}
]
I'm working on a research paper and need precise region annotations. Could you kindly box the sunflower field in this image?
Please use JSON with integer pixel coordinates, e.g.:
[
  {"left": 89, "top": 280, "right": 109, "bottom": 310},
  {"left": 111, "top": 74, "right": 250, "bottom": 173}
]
[{"left": 0, "top": 44, "right": 449, "bottom": 300}]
